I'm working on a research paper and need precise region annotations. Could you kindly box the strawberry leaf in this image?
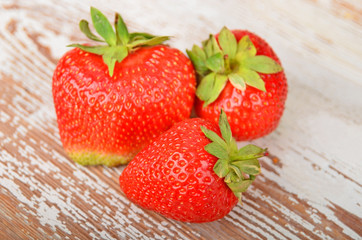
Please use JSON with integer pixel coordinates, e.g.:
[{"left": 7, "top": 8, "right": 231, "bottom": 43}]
[
  {"left": 129, "top": 32, "right": 156, "bottom": 41},
  {"left": 103, "top": 55, "right": 116, "bottom": 77},
  {"left": 232, "top": 159, "right": 261, "bottom": 175},
  {"left": 203, "top": 34, "right": 222, "bottom": 58},
  {"left": 204, "top": 74, "right": 228, "bottom": 106},
  {"left": 201, "top": 111, "right": 266, "bottom": 204},
  {"left": 186, "top": 45, "right": 208, "bottom": 76},
  {"left": 239, "top": 68, "right": 266, "bottom": 92},
  {"left": 67, "top": 44, "right": 108, "bottom": 55},
  {"left": 218, "top": 27, "right": 237, "bottom": 59},
  {"left": 228, "top": 73, "right": 246, "bottom": 91},
  {"left": 237, "top": 35, "right": 256, "bottom": 57},
  {"left": 238, "top": 144, "right": 266, "bottom": 158},
  {"left": 229, "top": 138, "right": 239, "bottom": 155},
  {"left": 227, "top": 180, "right": 253, "bottom": 195},
  {"left": 213, "top": 159, "right": 230, "bottom": 178},
  {"left": 205, "top": 142, "right": 229, "bottom": 160},
  {"left": 205, "top": 53, "right": 223, "bottom": 72},
  {"left": 218, "top": 109, "right": 232, "bottom": 146},
  {"left": 192, "top": 44, "right": 207, "bottom": 61},
  {"left": 202, "top": 35, "right": 214, "bottom": 58},
  {"left": 196, "top": 72, "right": 216, "bottom": 101},
  {"left": 229, "top": 164, "right": 242, "bottom": 179},
  {"left": 211, "top": 35, "right": 222, "bottom": 54},
  {"left": 224, "top": 171, "right": 238, "bottom": 183},
  {"left": 90, "top": 7, "right": 117, "bottom": 46},
  {"left": 128, "top": 36, "right": 170, "bottom": 48},
  {"left": 113, "top": 45, "right": 128, "bottom": 62},
  {"left": 69, "top": 8, "right": 170, "bottom": 77},
  {"left": 115, "top": 13, "right": 129, "bottom": 45},
  {"left": 234, "top": 192, "right": 243, "bottom": 204},
  {"left": 192, "top": 28, "right": 284, "bottom": 104},
  {"left": 79, "top": 20, "right": 104, "bottom": 42},
  {"left": 102, "top": 48, "right": 117, "bottom": 77},
  {"left": 200, "top": 126, "right": 227, "bottom": 150},
  {"left": 101, "top": 46, "right": 128, "bottom": 76},
  {"left": 244, "top": 55, "right": 283, "bottom": 74}
]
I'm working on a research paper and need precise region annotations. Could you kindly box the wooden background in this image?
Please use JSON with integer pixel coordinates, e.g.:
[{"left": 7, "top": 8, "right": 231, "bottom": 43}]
[{"left": 1, "top": 0, "right": 361, "bottom": 239}]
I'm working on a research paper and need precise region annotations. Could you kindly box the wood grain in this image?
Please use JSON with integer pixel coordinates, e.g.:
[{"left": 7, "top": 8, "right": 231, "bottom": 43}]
[{"left": 1, "top": 0, "right": 361, "bottom": 239}]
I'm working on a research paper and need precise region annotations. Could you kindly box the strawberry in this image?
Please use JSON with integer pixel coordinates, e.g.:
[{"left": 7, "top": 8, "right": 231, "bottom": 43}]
[
  {"left": 119, "top": 110, "right": 265, "bottom": 222},
  {"left": 52, "top": 7, "right": 196, "bottom": 166},
  {"left": 187, "top": 27, "right": 287, "bottom": 140}
]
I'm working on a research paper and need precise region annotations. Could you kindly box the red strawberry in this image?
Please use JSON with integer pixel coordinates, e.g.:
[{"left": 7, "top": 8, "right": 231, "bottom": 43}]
[
  {"left": 187, "top": 27, "right": 287, "bottom": 140},
  {"left": 52, "top": 7, "right": 195, "bottom": 166},
  {"left": 119, "top": 110, "right": 265, "bottom": 222}
]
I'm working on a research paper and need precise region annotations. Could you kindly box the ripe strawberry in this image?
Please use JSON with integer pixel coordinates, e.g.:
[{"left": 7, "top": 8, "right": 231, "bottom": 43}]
[
  {"left": 52, "top": 7, "right": 195, "bottom": 166},
  {"left": 119, "top": 110, "right": 265, "bottom": 222},
  {"left": 187, "top": 27, "right": 287, "bottom": 140}
]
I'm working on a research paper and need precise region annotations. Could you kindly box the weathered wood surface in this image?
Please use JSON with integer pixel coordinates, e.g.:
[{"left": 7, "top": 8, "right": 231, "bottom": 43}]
[{"left": 1, "top": 0, "right": 361, "bottom": 239}]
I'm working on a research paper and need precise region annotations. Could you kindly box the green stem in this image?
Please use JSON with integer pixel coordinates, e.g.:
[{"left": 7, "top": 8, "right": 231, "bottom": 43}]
[{"left": 224, "top": 54, "right": 231, "bottom": 74}]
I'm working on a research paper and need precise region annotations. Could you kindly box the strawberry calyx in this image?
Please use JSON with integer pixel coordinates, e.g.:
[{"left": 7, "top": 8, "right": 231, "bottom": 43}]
[
  {"left": 68, "top": 7, "right": 170, "bottom": 76},
  {"left": 201, "top": 109, "right": 266, "bottom": 203},
  {"left": 187, "top": 27, "right": 283, "bottom": 106}
]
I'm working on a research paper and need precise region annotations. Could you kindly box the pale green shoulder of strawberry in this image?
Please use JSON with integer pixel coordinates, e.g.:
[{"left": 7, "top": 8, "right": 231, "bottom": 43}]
[{"left": 69, "top": 151, "right": 130, "bottom": 167}]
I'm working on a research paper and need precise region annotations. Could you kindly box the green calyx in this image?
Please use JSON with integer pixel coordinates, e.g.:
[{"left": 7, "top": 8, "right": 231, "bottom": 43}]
[
  {"left": 187, "top": 27, "right": 283, "bottom": 106},
  {"left": 68, "top": 7, "right": 170, "bottom": 76},
  {"left": 201, "top": 109, "right": 266, "bottom": 203}
]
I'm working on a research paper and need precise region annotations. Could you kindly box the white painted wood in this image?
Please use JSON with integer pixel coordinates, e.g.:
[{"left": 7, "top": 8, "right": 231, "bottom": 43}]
[{"left": 1, "top": 0, "right": 361, "bottom": 239}]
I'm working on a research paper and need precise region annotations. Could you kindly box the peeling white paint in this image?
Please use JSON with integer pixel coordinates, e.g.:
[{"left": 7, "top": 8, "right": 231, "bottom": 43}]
[
  {"left": 37, "top": 201, "right": 66, "bottom": 233},
  {"left": 0, "top": 111, "right": 11, "bottom": 122}
]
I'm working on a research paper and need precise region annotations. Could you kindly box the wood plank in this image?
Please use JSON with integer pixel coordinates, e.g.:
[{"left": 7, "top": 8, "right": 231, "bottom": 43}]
[{"left": 1, "top": 0, "right": 361, "bottom": 239}]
